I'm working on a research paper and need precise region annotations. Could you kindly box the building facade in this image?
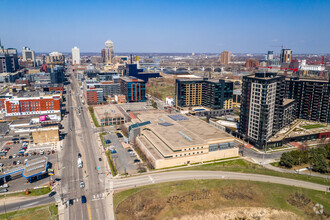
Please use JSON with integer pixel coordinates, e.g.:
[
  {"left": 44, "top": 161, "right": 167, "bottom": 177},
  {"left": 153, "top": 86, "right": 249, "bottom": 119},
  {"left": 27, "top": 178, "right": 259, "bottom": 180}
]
[
  {"left": 72, "top": 46, "right": 81, "bottom": 65},
  {"left": 0, "top": 94, "right": 62, "bottom": 116},
  {"left": 280, "top": 49, "right": 292, "bottom": 64},
  {"left": 22, "top": 47, "right": 35, "bottom": 62},
  {"left": 285, "top": 77, "right": 330, "bottom": 123},
  {"left": 175, "top": 78, "right": 233, "bottom": 110},
  {"left": 104, "top": 40, "right": 114, "bottom": 64},
  {"left": 219, "top": 50, "right": 231, "bottom": 65},
  {"left": 120, "top": 77, "right": 146, "bottom": 102},
  {"left": 239, "top": 73, "right": 295, "bottom": 148},
  {"left": 0, "top": 44, "right": 19, "bottom": 73}
]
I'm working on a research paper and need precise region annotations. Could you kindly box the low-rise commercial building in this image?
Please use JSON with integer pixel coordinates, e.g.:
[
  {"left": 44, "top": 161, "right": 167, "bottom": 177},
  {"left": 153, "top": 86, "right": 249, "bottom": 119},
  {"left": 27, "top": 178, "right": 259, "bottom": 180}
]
[
  {"left": 131, "top": 112, "right": 238, "bottom": 169},
  {"left": 93, "top": 105, "right": 126, "bottom": 126},
  {"left": 120, "top": 76, "right": 146, "bottom": 102}
]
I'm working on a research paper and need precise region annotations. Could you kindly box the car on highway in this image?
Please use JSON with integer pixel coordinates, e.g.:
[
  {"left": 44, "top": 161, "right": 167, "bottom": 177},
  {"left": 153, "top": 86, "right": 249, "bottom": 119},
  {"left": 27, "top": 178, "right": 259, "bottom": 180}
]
[
  {"left": 78, "top": 153, "right": 81, "bottom": 158},
  {"left": 127, "top": 149, "right": 133, "bottom": 152},
  {"left": 98, "top": 158, "right": 102, "bottom": 161},
  {"left": 49, "top": 191, "right": 56, "bottom": 197},
  {"left": 80, "top": 181, "right": 85, "bottom": 188},
  {"left": 81, "top": 195, "right": 86, "bottom": 204},
  {"left": 69, "top": 199, "right": 74, "bottom": 206},
  {"left": 0, "top": 188, "right": 8, "bottom": 193},
  {"left": 116, "top": 133, "right": 123, "bottom": 138},
  {"left": 134, "top": 159, "right": 141, "bottom": 163}
]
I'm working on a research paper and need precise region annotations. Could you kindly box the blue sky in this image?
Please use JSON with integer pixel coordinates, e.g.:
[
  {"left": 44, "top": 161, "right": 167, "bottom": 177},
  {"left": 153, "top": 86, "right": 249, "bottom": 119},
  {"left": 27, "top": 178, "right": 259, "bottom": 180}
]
[{"left": 1, "top": 0, "right": 329, "bottom": 53}]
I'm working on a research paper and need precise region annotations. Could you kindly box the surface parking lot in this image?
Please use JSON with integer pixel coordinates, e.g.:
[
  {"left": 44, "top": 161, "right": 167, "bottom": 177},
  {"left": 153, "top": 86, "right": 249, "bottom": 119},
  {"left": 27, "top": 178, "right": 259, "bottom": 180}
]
[{"left": 102, "top": 132, "right": 141, "bottom": 174}]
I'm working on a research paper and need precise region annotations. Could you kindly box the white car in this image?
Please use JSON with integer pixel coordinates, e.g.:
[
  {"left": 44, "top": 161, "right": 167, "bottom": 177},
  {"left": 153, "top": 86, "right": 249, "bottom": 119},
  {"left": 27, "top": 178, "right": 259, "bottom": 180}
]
[
  {"left": 17, "top": 161, "right": 21, "bottom": 165},
  {"left": 80, "top": 181, "right": 85, "bottom": 188},
  {"left": 13, "top": 154, "right": 16, "bottom": 158},
  {"left": 40, "top": 150, "right": 44, "bottom": 155},
  {"left": 24, "top": 159, "right": 28, "bottom": 164}
]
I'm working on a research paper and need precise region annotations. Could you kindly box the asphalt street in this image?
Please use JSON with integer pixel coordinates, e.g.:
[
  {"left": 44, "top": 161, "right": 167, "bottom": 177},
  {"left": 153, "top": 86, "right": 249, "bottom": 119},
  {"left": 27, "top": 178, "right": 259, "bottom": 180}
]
[
  {"left": 112, "top": 170, "right": 330, "bottom": 192},
  {"left": 0, "top": 195, "right": 54, "bottom": 214}
]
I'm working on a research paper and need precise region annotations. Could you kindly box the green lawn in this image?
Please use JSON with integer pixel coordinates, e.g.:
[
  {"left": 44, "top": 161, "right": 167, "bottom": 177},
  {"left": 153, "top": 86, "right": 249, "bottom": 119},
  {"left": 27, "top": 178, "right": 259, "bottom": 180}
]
[
  {"left": 114, "top": 179, "right": 330, "bottom": 220},
  {"left": 90, "top": 111, "right": 100, "bottom": 127},
  {"left": 0, "top": 187, "right": 51, "bottom": 199},
  {"left": 180, "top": 159, "right": 330, "bottom": 186},
  {"left": 0, "top": 203, "right": 57, "bottom": 220},
  {"left": 301, "top": 124, "right": 326, "bottom": 129},
  {"left": 106, "top": 151, "right": 118, "bottom": 176}
]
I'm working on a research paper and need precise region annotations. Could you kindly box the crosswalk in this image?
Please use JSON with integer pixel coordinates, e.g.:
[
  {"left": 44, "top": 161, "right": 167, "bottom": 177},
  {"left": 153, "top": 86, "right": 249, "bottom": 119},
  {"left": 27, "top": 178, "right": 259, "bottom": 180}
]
[{"left": 92, "top": 193, "right": 105, "bottom": 201}]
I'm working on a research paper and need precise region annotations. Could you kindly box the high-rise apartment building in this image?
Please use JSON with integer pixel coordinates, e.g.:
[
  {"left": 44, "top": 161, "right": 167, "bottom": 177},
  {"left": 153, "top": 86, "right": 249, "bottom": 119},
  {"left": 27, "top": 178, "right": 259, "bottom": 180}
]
[
  {"left": 219, "top": 50, "right": 231, "bottom": 65},
  {"left": 72, "top": 46, "right": 80, "bottom": 65},
  {"left": 104, "top": 40, "right": 114, "bottom": 64},
  {"left": 175, "top": 78, "right": 233, "bottom": 110},
  {"left": 267, "top": 51, "right": 274, "bottom": 60},
  {"left": 239, "top": 73, "right": 296, "bottom": 148},
  {"left": 22, "top": 47, "right": 35, "bottom": 62},
  {"left": 0, "top": 43, "right": 19, "bottom": 73},
  {"left": 285, "top": 77, "right": 330, "bottom": 123},
  {"left": 101, "top": 49, "right": 106, "bottom": 63},
  {"left": 45, "top": 52, "right": 65, "bottom": 68},
  {"left": 280, "top": 49, "right": 292, "bottom": 64},
  {"left": 120, "top": 77, "right": 146, "bottom": 102}
]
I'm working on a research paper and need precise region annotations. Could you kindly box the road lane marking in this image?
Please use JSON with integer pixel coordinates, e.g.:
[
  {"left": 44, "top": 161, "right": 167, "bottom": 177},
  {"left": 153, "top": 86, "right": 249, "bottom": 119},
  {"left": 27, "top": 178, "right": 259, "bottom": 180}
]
[
  {"left": 148, "top": 175, "right": 155, "bottom": 183},
  {"left": 110, "top": 181, "right": 113, "bottom": 190},
  {"left": 87, "top": 201, "right": 92, "bottom": 220}
]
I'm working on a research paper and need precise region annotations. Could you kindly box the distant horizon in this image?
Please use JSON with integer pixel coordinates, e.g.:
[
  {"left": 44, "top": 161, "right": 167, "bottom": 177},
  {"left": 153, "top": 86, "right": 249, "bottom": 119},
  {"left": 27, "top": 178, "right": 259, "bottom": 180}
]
[{"left": 1, "top": 0, "right": 329, "bottom": 54}]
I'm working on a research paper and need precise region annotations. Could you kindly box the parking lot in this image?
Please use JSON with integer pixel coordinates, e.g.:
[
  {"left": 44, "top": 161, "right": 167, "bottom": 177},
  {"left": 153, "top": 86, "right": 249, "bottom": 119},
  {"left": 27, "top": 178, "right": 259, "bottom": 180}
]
[{"left": 102, "top": 132, "right": 140, "bottom": 175}]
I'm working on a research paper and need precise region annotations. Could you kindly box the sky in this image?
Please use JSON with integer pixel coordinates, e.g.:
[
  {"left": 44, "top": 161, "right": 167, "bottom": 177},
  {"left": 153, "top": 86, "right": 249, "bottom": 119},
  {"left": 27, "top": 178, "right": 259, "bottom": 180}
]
[{"left": 1, "top": 0, "right": 329, "bottom": 53}]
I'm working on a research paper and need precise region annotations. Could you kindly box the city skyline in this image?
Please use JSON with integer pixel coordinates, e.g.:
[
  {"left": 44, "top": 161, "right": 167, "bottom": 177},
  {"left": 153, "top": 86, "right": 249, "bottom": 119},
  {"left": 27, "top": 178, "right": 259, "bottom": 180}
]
[{"left": 1, "top": 0, "right": 329, "bottom": 53}]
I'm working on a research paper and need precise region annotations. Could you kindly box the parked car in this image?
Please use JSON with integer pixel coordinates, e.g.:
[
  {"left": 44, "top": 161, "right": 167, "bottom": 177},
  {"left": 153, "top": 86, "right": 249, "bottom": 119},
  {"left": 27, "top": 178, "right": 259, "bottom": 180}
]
[
  {"left": 40, "top": 150, "right": 44, "bottom": 155},
  {"left": 17, "top": 161, "right": 21, "bottom": 165},
  {"left": 12, "top": 161, "right": 16, "bottom": 165},
  {"left": 110, "top": 150, "right": 117, "bottom": 154},
  {"left": 18, "top": 150, "right": 25, "bottom": 154},
  {"left": 24, "top": 153, "right": 28, "bottom": 157},
  {"left": 69, "top": 199, "right": 74, "bottom": 206},
  {"left": 134, "top": 159, "right": 141, "bottom": 163},
  {"left": 78, "top": 153, "right": 81, "bottom": 158},
  {"left": 98, "top": 158, "right": 102, "bottom": 161},
  {"left": 81, "top": 195, "right": 86, "bottom": 204},
  {"left": 0, "top": 184, "right": 9, "bottom": 188},
  {"left": 13, "top": 154, "right": 16, "bottom": 158},
  {"left": 29, "top": 153, "right": 32, "bottom": 156},
  {"left": 127, "top": 149, "right": 133, "bottom": 152},
  {"left": 116, "top": 133, "right": 123, "bottom": 138},
  {"left": 49, "top": 191, "right": 56, "bottom": 197},
  {"left": 105, "top": 140, "right": 111, "bottom": 144},
  {"left": 0, "top": 188, "right": 8, "bottom": 193},
  {"left": 8, "top": 156, "right": 12, "bottom": 159},
  {"left": 24, "top": 159, "right": 28, "bottom": 164},
  {"left": 80, "top": 181, "right": 85, "bottom": 188},
  {"left": 0, "top": 163, "right": 3, "bottom": 167}
]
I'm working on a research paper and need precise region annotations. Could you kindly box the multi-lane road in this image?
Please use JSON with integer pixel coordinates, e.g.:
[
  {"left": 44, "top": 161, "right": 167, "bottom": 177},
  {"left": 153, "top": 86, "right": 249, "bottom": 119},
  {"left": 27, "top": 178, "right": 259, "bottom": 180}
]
[{"left": 59, "top": 74, "right": 108, "bottom": 220}]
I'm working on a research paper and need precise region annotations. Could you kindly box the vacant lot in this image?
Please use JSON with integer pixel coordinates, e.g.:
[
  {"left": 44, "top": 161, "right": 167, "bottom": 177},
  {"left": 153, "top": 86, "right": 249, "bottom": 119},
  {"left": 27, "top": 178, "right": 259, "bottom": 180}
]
[
  {"left": 0, "top": 203, "right": 57, "bottom": 220},
  {"left": 114, "top": 180, "right": 329, "bottom": 220}
]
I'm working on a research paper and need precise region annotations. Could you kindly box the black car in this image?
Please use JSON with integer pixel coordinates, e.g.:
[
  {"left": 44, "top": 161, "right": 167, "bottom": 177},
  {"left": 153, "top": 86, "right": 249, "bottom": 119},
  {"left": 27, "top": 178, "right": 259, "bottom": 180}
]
[
  {"left": 69, "top": 199, "right": 74, "bottom": 206},
  {"left": 134, "top": 159, "right": 141, "bottom": 163},
  {"left": 116, "top": 133, "right": 123, "bottom": 138},
  {"left": 98, "top": 158, "right": 102, "bottom": 161},
  {"left": 49, "top": 191, "right": 56, "bottom": 197},
  {"left": 127, "top": 149, "right": 133, "bottom": 152},
  {"left": 78, "top": 153, "right": 81, "bottom": 158},
  {"left": 8, "top": 156, "right": 12, "bottom": 159},
  {"left": 81, "top": 195, "right": 86, "bottom": 204}
]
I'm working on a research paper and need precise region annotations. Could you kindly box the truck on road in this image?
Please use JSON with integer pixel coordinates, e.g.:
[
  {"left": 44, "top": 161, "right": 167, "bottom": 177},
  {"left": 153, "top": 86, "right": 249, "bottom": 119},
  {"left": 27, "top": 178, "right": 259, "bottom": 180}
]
[{"left": 78, "top": 158, "right": 83, "bottom": 168}]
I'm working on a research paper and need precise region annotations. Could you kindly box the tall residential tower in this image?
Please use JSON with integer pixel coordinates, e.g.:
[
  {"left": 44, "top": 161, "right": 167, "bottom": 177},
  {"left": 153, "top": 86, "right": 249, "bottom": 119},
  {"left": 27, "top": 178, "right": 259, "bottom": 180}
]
[
  {"left": 104, "top": 40, "right": 114, "bottom": 64},
  {"left": 72, "top": 46, "right": 81, "bottom": 65}
]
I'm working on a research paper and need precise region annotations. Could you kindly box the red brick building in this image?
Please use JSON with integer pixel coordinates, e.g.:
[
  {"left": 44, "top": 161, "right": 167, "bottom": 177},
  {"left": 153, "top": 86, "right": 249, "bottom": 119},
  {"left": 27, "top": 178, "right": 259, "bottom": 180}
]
[{"left": 0, "top": 95, "right": 61, "bottom": 116}]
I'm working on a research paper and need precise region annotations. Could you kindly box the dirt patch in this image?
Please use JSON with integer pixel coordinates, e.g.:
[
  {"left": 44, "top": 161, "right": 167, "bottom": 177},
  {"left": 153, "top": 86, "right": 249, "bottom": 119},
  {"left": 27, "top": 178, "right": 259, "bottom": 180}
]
[{"left": 173, "top": 207, "right": 301, "bottom": 220}]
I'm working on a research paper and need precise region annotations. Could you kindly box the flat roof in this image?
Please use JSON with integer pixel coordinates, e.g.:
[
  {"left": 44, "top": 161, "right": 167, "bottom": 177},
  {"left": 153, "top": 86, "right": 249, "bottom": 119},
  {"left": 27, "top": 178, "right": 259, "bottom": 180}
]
[
  {"left": 269, "top": 120, "right": 330, "bottom": 142},
  {"left": 136, "top": 112, "right": 234, "bottom": 150},
  {"left": 283, "top": 99, "right": 295, "bottom": 106},
  {"left": 22, "top": 156, "right": 48, "bottom": 178},
  {"left": 94, "top": 105, "right": 124, "bottom": 118}
]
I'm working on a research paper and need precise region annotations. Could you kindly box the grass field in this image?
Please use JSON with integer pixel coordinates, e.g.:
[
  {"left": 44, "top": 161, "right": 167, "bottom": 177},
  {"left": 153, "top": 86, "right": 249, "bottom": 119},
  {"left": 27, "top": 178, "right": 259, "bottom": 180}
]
[
  {"left": 301, "top": 124, "right": 326, "bottom": 129},
  {"left": 180, "top": 159, "right": 330, "bottom": 186},
  {"left": 0, "top": 187, "right": 51, "bottom": 199},
  {"left": 90, "top": 111, "right": 100, "bottom": 127},
  {"left": 105, "top": 150, "right": 118, "bottom": 176},
  {"left": 114, "top": 180, "right": 330, "bottom": 220},
  {"left": 0, "top": 203, "right": 57, "bottom": 220}
]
